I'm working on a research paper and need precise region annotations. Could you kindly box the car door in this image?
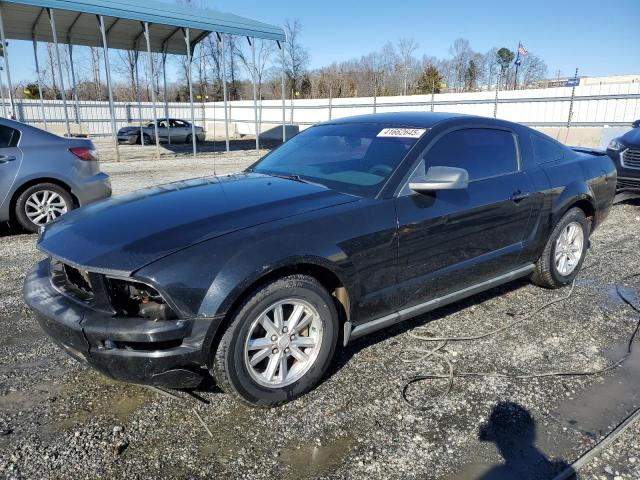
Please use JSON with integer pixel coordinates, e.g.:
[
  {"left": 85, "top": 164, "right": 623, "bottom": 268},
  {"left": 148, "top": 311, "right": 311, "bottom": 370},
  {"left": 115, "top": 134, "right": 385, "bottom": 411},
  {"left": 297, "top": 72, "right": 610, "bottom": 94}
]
[
  {"left": 171, "top": 120, "right": 189, "bottom": 142},
  {"left": 393, "top": 126, "right": 536, "bottom": 311},
  {"left": 0, "top": 124, "right": 23, "bottom": 213},
  {"left": 156, "top": 119, "right": 169, "bottom": 143}
]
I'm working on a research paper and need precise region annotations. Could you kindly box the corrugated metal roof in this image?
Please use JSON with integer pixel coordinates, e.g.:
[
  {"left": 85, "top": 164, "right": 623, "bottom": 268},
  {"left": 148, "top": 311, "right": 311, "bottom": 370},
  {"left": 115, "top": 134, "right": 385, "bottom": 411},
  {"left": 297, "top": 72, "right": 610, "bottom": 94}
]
[{"left": 1, "top": 0, "right": 285, "bottom": 54}]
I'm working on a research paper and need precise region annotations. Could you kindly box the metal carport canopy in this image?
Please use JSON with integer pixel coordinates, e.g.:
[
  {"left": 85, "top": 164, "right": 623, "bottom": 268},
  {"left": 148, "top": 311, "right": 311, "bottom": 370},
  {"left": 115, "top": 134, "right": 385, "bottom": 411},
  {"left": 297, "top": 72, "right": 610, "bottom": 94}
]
[{"left": 0, "top": 0, "right": 286, "bottom": 52}]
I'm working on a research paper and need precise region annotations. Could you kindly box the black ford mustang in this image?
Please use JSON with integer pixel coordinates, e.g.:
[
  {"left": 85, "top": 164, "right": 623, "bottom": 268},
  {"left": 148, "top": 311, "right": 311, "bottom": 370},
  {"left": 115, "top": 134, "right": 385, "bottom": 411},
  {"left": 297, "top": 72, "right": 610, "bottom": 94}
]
[{"left": 24, "top": 113, "right": 616, "bottom": 406}]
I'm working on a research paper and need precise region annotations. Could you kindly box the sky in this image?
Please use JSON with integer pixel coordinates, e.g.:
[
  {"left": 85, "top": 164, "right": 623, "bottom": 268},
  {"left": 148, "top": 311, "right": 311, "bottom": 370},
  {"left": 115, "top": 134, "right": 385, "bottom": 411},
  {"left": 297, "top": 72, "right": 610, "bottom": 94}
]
[{"left": 3, "top": 0, "right": 640, "bottom": 83}]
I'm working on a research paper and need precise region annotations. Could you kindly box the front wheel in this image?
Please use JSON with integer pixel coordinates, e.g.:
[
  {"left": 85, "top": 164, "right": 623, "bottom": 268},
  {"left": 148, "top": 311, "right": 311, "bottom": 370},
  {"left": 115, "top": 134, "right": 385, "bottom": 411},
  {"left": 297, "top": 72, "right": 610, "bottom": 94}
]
[
  {"left": 211, "top": 275, "right": 339, "bottom": 406},
  {"left": 531, "top": 207, "right": 589, "bottom": 288}
]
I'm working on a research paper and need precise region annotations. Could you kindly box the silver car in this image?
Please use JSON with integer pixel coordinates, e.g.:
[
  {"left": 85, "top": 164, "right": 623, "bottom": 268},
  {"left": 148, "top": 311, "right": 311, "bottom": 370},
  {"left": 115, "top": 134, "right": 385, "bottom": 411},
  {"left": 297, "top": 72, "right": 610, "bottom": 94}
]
[
  {"left": 117, "top": 118, "right": 205, "bottom": 145},
  {"left": 0, "top": 118, "right": 111, "bottom": 232}
]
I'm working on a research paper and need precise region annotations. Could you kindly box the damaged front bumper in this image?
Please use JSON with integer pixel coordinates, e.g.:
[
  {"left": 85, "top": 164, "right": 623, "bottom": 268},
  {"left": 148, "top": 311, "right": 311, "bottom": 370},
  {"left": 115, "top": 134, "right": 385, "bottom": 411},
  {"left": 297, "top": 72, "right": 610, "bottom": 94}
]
[{"left": 23, "top": 259, "right": 213, "bottom": 388}]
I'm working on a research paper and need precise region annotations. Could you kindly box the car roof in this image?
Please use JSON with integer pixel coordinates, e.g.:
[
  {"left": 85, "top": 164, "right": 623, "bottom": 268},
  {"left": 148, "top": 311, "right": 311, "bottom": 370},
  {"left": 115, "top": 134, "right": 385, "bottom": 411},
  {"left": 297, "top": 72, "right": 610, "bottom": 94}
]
[{"left": 318, "top": 111, "right": 468, "bottom": 128}]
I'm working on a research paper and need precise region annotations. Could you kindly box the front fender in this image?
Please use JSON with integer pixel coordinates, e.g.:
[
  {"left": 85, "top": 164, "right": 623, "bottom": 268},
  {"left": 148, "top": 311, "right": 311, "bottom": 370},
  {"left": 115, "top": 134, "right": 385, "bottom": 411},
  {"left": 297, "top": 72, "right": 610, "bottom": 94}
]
[{"left": 135, "top": 209, "right": 358, "bottom": 321}]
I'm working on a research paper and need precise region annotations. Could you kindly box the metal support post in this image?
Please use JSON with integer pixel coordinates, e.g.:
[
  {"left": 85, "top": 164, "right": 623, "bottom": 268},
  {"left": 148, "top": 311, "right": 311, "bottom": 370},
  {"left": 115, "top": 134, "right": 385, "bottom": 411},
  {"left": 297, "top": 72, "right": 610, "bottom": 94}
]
[
  {"left": 47, "top": 8, "right": 70, "bottom": 136},
  {"left": 279, "top": 40, "right": 285, "bottom": 142},
  {"left": 143, "top": 21, "right": 160, "bottom": 159},
  {"left": 32, "top": 34, "right": 47, "bottom": 129},
  {"left": 567, "top": 68, "right": 579, "bottom": 129},
  {"left": 219, "top": 33, "right": 229, "bottom": 152},
  {"left": 0, "top": 4, "right": 14, "bottom": 119},
  {"left": 98, "top": 15, "right": 120, "bottom": 161},
  {"left": 67, "top": 44, "right": 81, "bottom": 125},
  {"left": 184, "top": 27, "right": 197, "bottom": 158},
  {"left": 133, "top": 48, "right": 144, "bottom": 146},
  {"left": 161, "top": 45, "right": 171, "bottom": 144},
  {"left": 249, "top": 37, "right": 259, "bottom": 152}
]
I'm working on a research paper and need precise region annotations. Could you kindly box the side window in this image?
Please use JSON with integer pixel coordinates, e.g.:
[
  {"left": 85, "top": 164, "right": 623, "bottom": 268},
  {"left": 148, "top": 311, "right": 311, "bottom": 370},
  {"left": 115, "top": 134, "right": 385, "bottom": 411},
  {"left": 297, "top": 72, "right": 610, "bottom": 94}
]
[
  {"left": 531, "top": 134, "right": 564, "bottom": 164},
  {"left": 173, "top": 120, "right": 187, "bottom": 128},
  {"left": 0, "top": 125, "right": 20, "bottom": 148},
  {"left": 424, "top": 128, "right": 518, "bottom": 181}
]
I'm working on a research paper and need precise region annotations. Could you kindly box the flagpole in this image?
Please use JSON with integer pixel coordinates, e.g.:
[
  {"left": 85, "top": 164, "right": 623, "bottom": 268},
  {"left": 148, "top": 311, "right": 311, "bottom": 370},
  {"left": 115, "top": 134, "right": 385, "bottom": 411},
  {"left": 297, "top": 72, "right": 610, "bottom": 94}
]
[{"left": 514, "top": 41, "right": 521, "bottom": 90}]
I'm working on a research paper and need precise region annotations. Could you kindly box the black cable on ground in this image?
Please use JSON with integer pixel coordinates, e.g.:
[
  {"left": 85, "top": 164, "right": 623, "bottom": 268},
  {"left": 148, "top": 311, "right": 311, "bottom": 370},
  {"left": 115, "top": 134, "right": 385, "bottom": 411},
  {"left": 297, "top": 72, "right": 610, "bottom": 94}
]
[{"left": 397, "top": 250, "right": 640, "bottom": 412}]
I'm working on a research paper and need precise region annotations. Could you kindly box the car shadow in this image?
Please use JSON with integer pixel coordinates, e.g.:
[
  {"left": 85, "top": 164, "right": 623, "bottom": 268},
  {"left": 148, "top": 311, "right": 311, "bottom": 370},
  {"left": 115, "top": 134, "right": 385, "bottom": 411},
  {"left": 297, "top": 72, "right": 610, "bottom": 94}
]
[
  {"left": 160, "top": 138, "right": 281, "bottom": 155},
  {"left": 474, "top": 401, "right": 575, "bottom": 480},
  {"left": 613, "top": 192, "right": 640, "bottom": 206},
  {"left": 0, "top": 221, "right": 28, "bottom": 238},
  {"left": 326, "top": 278, "right": 530, "bottom": 381}
]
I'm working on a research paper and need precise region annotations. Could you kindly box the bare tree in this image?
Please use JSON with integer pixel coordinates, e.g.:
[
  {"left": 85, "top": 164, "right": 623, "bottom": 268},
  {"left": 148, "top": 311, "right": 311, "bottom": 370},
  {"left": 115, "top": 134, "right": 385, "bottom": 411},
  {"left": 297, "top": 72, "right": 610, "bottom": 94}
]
[
  {"left": 283, "top": 18, "right": 310, "bottom": 97},
  {"left": 233, "top": 37, "right": 275, "bottom": 100},
  {"left": 397, "top": 38, "right": 419, "bottom": 95},
  {"left": 116, "top": 50, "right": 138, "bottom": 102},
  {"left": 89, "top": 46, "right": 102, "bottom": 100},
  {"left": 449, "top": 38, "right": 472, "bottom": 92},
  {"left": 519, "top": 53, "right": 548, "bottom": 88}
]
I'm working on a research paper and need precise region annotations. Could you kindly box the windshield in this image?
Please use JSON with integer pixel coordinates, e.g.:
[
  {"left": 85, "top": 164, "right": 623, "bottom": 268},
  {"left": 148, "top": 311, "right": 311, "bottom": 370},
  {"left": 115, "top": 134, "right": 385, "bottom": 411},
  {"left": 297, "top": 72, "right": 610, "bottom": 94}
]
[{"left": 251, "top": 123, "right": 425, "bottom": 197}]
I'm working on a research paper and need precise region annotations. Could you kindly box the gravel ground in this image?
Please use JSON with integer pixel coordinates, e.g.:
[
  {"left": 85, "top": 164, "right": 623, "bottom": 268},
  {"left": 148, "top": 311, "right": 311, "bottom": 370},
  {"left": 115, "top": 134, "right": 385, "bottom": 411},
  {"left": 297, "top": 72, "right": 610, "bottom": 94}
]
[{"left": 1, "top": 152, "right": 640, "bottom": 479}]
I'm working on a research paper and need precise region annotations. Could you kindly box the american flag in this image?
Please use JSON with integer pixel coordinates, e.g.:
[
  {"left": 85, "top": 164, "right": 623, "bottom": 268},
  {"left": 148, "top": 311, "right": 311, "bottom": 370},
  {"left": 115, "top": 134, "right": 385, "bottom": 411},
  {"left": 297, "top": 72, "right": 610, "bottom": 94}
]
[{"left": 518, "top": 44, "right": 528, "bottom": 56}]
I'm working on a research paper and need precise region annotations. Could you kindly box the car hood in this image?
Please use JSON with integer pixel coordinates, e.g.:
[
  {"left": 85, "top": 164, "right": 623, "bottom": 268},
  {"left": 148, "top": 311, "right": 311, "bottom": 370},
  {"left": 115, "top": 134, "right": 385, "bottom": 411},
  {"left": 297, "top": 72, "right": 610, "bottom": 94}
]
[
  {"left": 38, "top": 173, "right": 358, "bottom": 276},
  {"left": 621, "top": 128, "right": 640, "bottom": 146}
]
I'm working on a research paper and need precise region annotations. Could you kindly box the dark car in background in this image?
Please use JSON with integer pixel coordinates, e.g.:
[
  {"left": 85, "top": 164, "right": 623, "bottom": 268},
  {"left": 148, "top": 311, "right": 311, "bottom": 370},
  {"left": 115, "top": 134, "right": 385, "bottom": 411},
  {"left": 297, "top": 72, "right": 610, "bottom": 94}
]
[
  {"left": 607, "top": 120, "right": 640, "bottom": 193},
  {"left": 118, "top": 118, "right": 205, "bottom": 145},
  {"left": 0, "top": 118, "right": 111, "bottom": 232},
  {"left": 24, "top": 112, "right": 616, "bottom": 406}
]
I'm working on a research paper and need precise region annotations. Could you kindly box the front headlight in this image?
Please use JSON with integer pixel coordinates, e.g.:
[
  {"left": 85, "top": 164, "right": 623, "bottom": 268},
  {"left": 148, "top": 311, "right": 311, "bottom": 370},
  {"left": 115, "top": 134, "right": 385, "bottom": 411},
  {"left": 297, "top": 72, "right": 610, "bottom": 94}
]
[
  {"left": 607, "top": 138, "right": 626, "bottom": 151},
  {"left": 106, "top": 277, "right": 177, "bottom": 320}
]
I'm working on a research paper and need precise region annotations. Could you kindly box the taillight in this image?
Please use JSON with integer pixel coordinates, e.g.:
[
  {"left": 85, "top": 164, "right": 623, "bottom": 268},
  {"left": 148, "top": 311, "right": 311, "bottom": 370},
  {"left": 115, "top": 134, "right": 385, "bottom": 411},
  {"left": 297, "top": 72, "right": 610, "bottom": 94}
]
[{"left": 69, "top": 147, "right": 98, "bottom": 161}]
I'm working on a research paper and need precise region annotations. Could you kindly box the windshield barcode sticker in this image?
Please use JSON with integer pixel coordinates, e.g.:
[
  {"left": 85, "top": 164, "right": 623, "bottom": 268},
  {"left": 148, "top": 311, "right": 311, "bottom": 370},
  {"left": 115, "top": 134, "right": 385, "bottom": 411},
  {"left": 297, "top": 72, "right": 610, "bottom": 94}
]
[{"left": 377, "top": 128, "right": 426, "bottom": 138}]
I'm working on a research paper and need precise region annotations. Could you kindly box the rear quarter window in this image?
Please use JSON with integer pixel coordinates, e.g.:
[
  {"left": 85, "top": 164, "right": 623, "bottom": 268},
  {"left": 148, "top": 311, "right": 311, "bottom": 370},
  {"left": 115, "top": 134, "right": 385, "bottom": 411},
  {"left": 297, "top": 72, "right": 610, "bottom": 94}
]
[
  {"left": 531, "top": 134, "right": 564, "bottom": 164},
  {"left": 0, "top": 125, "right": 20, "bottom": 148}
]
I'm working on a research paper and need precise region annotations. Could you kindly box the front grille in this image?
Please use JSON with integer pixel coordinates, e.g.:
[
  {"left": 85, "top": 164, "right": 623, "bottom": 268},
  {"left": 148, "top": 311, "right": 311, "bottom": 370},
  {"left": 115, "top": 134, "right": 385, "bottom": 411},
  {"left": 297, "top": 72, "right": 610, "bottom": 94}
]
[
  {"left": 50, "top": 259, "right": 94, "bottom": 304},
  {"left": 622, "top": 148, "right": 640, "bottom": 169}
]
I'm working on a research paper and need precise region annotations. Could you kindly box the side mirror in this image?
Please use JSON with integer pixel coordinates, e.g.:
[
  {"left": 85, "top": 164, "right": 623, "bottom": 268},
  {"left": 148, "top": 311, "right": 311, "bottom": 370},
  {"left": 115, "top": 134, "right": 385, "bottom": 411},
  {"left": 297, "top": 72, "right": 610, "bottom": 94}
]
[
  {"left": 409, "top": 166, "right": 469, "bottom": 193},
  {"left": 632, "top": 119, "right": 640, "bottom": 129}
]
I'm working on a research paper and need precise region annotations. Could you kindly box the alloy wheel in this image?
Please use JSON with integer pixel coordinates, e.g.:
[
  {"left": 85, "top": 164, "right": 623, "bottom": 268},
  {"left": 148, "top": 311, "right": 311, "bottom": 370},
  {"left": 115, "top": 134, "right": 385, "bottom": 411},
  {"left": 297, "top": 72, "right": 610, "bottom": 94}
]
[
  {"left": 554, "top": 221, "right": 584, "bottom": 276},
  {"left": 24, "top": 190, "right": 68, "bottom": 226},
  {"left": 244, "top": 299, "right": 323, "bottom": 388}
]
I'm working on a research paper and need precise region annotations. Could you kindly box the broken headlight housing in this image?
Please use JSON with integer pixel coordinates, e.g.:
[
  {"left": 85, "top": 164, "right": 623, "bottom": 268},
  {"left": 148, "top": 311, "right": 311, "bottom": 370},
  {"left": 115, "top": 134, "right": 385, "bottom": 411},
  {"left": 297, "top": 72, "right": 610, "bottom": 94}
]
[{"left": 106, "top": 277, "right": 177, "bottom": 321}]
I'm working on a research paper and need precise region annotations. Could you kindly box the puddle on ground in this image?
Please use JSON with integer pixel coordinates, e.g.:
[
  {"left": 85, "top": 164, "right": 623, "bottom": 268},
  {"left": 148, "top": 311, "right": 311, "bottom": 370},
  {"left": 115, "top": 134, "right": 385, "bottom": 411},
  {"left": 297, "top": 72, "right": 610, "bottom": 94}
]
[
  {"left": 1, "top": 369, "right": 152, "bottom": 444},
  {"left": 278, "top": 436, "right": 356, "bottom": 479},
  {"left": 575, "top": 279, "right": 633, "bottom": 309},
  {"left": 553, "top": 338, "right": 640, "bottom": 439}
]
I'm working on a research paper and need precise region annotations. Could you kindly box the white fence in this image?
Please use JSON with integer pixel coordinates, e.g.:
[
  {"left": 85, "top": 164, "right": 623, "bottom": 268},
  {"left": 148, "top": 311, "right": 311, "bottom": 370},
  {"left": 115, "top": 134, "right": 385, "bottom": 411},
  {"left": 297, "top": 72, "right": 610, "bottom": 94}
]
[{"left": 7, "top": 81, "right": 640, "bottom": 137}]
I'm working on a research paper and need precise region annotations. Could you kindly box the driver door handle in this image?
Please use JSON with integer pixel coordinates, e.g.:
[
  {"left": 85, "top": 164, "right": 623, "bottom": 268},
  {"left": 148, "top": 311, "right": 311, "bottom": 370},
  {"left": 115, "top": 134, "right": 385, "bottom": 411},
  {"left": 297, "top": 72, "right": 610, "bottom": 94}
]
[
  {"left": 0, "top": 155, "right": 16, "bottom": 164},
  {"left": 511, "top": 190, "right": 531, "bottom": 202}
]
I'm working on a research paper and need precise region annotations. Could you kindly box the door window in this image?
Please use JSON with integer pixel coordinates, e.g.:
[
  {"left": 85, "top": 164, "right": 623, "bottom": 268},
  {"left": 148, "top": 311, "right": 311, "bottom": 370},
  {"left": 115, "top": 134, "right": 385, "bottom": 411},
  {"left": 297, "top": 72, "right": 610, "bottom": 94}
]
[
  {"left": 0, "top": 125, "right": 20, "bottom": 148},
  {"left": 424, "top": 128, "right": 518, "bottom": 181}
]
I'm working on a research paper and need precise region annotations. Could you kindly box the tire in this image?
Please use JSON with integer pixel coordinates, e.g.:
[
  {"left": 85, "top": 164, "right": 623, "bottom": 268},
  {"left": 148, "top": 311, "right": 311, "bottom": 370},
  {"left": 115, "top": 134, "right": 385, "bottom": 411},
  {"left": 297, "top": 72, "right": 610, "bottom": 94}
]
[
  {"left": 14, "top": 183, "right": 74, "bottom": 233},
  {"left": 212, "top": 274, "right": 339, "bottom": 407},
  {"left": 138, "top": 133, "right": 152, "bottom": 145},
  {"left": 531, "top": 207, "right": 590, "bottom": 289}
]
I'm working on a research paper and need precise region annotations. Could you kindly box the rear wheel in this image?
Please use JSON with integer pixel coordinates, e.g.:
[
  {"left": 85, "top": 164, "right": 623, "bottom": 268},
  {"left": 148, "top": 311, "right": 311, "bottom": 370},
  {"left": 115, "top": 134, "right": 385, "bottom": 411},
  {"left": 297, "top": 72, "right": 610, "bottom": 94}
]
[
  {"left": 211, "top": 275, "right": 339, "bottom": 406},
  {"left": 531, "top": 207, "right": 589, "bottom": 288},
  {"left": 14, "top": 183, "right": 73, "bottom": 233}
]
